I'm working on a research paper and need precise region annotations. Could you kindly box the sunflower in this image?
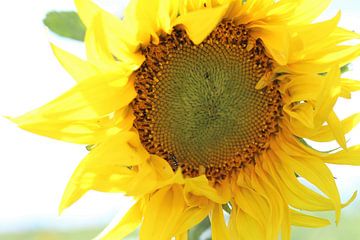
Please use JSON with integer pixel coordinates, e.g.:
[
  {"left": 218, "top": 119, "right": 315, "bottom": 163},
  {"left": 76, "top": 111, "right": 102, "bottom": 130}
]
[{"left": 12, "top": 0, "right": 360, "bottom": 239}]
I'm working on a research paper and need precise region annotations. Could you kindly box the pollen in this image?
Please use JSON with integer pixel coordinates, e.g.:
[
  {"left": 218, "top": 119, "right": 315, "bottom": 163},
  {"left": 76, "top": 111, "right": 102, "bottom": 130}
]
[{"left": 132, "top": 20, "right": 283, "bottom": 182}]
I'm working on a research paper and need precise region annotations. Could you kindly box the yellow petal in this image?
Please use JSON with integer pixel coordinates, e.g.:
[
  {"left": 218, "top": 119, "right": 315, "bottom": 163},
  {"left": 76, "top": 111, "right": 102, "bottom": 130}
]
[
  {"left": 140, "top": 185, "right": 186, "bottom": 240},
  {"left": 289, "top": 45, "right": 360, "bottom": 74},
  {"left": 87, "top": 131, "right": 149, "bottom": 166},
  {"left": 250, "top": 24, "right": 289, "bottom": 65},
  {"left": 251, "top": 166, "right": 286, "bottom": 240},
  {"left": 284, "top": 102, "right": 315, "bottom": 129},
  {"left": 11, "top": 72, "right": 135, "bottom": 144},
  {"left": 210, "top": 204, "right": 230, "bottom": 240},
  {"left": 328, "top": 27, "right": 360, "bottom": 47},
  {"left": 287, "top": 0, "right": 331, "bottom": 25},
  {"left": 324, "top": 145, "right": 360, "bottom": 165},
  {"left": 174, "top": 4, "right": 229, "bottom": 44},
  {"left": 280, "top": 206, "right": 291, "bottom": 240},
  {"left": 99, "top": 11, "right": 144, "bottom": 68},
  {"left": 282, "top": 74, "right": 324, "bottom": 102},
  {"left": 9, "top": 106, "right": 134, "bottom": 145},
  {"left": 125, "top": 0, "right": 179, "bottom": 45},
  {"left": 10, "top": 117, "right": 115, "bottom": 144},
  {"left": 290, "top": 210, "right": 330, "bottom": 228},
  {"left": 235, "top": 209, "right": 266, "bottom": 240},
  {"left": 340, "top": 78, "right": 360, "bottom": 97},
  {"left": 97, "top": 200, "right": 143, "bottom": 240},
  {"left": 289, "top": 13, "right": 347, "bottom": 64},
  {"left": 317, "top": 45, "right": 360, "bottom": 69},
  {"left": 175, "top": 232, "right": 188, "bottom": 240},
  {"left": 59, "top": 131, "right": 147, "bottom": 212},
  {"left": 294, "top": 11, "right": 340, "bottom": 48},
  {"left": 74, "top": 0, "right": 101, "bottom": 28},
  {"left": 59, "top": 166, "right": 134, "bottom": 213},
  {"left": 265, "top": 0, "right": 299, "bottom": 20},
  {"left": 85, "top": 13, "right": 120, "bottom": 71},
  {"left": 287, "top": 112, "right": 360, "bottom": 143},
  {"left": 51, "top": 44, "right": 98, "bottom": 82},
  {"left": 150, "top": 155, "right": 175, "bottom": 180},
  {"left": 263, "top": 151, "right": 336, "bottom": 212},
  {"left": 327, "top": 111, "right": 347, "bottom": 149},
  {"left": 228, "top": 205, "right": 239, "bottom": 239},
  {"left": 301, "top": 28, "right": 360, "bottom": 66},
  {"left": 314, "top": 67, "right": 341, "bottom": 125},
  {"left": 228, "top": 0, "right": 272, "bottom": 24},
  {"left": 184, "top": 175, "right": 229, "bottom": 204},
  {"left": 175, "top": 205, "right": 212, "bottom": 234},
  {"left": 75, "top": 0, "right": 144, "bottom": 67},
  {"left": 179, "top": 0, "right": 212, "bottom": 15},
  {"left": 273, "top": 141, "right": 342, "bottom": 224},
  {"left": 14, "top": 73, "right": 135, "bottom": 121},
  {"left": 123, "top": 156, "right": 183, "bottom": 197},
  {"left": 255, "top": 70, "right": 273, "bottom": 89},
  {"left": 232, "top": 185, "right": 268, "bottom": 230},
  {"left": 123, "top": 169, "right": 158, "bottom": 197}
]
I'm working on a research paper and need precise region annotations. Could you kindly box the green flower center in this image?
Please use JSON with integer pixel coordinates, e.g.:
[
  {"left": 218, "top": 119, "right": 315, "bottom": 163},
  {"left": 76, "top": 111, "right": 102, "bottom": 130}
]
[{"left": 132, "top": 21, "right": 282, "bottom": 181}]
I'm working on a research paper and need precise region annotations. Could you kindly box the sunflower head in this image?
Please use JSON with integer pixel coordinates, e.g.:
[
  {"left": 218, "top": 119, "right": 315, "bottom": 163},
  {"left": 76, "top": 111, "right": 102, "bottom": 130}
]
[
  {"left": 132, "top": 20, "right": 283, "bottom": 182},
  {"left": 13, "top": 0, "right": 360, "bottom": 239}
]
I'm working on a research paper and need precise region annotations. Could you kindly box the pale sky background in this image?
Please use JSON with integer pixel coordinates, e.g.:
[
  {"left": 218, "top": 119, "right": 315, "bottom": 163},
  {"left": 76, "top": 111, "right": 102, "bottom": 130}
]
[{"left": 0, "top": 0, "right": 359, "bottom": 234}]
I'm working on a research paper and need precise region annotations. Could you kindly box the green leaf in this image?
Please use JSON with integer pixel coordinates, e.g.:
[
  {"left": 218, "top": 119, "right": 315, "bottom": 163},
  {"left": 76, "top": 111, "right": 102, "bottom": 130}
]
[
  {"left": 340, "top": 64, "right": 350, "bottom": 74},
  {"left": 86, "top": 144, "right": 95, "bottom": 151},
  {"left": 222, "top": 203, "right": 232, "bottom": 214},
  {"left": 189, "top": 217, "right": 211, "bottom": 240},
  {"left": 43, "top": 11, "right": 86, "bottom": 41}
]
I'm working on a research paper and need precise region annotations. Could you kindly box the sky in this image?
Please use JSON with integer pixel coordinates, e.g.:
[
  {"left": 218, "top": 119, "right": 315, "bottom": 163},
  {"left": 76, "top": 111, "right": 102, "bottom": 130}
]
[{"left": 0, "top": 0, "right": 359, "bottom": 234}]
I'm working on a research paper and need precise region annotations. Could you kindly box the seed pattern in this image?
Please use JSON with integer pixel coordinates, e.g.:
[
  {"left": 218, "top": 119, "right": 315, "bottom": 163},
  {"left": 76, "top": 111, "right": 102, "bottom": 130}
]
[{"left": 132, "top": 20, "right": 283, "bottom": 182}]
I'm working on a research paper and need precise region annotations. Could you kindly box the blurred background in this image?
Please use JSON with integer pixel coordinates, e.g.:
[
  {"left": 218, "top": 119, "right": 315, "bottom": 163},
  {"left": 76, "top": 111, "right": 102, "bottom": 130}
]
[{"left": 0, "top": 0, "right": 359, "bottom": 239}]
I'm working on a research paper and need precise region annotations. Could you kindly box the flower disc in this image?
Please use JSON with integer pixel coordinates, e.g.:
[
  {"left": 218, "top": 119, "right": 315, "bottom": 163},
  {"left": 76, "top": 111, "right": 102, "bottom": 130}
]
[{"left": 132, "top": 21, "right": 283, "bottom": 181}]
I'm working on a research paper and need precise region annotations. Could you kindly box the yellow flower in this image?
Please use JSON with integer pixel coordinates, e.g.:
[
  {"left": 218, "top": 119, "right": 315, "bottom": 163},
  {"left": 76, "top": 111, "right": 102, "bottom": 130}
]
[{"left": 12, "top": 0, "right": 360, "bottom": 239}]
